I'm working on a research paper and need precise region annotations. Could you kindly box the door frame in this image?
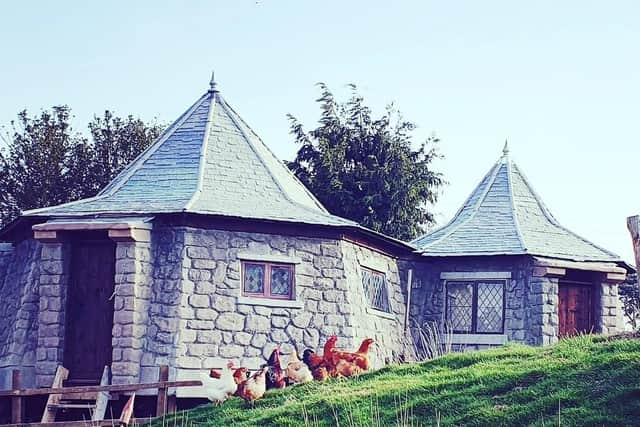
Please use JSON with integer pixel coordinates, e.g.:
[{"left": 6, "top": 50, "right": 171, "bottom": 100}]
[{"left": 558, "top": 280, "right": 595, "bottom": 338}]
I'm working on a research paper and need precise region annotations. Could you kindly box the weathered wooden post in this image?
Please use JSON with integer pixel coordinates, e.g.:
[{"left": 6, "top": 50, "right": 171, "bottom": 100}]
[
  {"left": 11, "top": 369, "right": 23, "bottom": 424},
  {"left": 156, "top": 365, "right": 169, "bottom": 416},
  {"left": 627, "top": 215, "right": 640, "bottom": 273}
]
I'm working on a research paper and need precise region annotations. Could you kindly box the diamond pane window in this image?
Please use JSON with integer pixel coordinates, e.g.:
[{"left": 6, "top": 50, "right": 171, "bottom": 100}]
[
  {"left": 243, "top": 263, "right": 265, "bottom": 294},
  {"left": 362, "top": 268, "right": 391, "bottom": 313},
  {"left": 477, "top": 282, "right": 504, "bottom": 333},
  {"left": 446, "top": 282, "right": 473, "bottom": 332},
  {"left": 271, "top": 266, "right": 292, "bottom": 296},
  {"left": 446, "top": 280, "right": 505, "bottom": 334},
  {"left": 242, "top": 261, "right": 294, "bottom": 300}
]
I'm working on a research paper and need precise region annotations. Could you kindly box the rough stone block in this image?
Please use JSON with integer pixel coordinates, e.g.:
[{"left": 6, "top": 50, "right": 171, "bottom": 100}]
[
  {"left": 245, "top": 315, "right": 271, "bottom": 333},
  {"left": 216, "top": 312, "right": 244, "bottom": 331}
]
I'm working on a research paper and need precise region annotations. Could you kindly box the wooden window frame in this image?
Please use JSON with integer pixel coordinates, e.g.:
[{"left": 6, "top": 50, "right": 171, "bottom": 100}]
[
  {"left": 445, "top": 280, "right": 506, "bottom": 334},
  {"left": 241, "top": 261, "right": 295, "bottom": 300},
  {"left": 361, "top": 266, "right": 392, "bottom": 313}
]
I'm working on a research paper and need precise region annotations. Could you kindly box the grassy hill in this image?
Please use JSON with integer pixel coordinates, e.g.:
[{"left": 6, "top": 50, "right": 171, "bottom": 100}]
[{"left": 150, "top": 335, "right": 640, "bottom": 427}]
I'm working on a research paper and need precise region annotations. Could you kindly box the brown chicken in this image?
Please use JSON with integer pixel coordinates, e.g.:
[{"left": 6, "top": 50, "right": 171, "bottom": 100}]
[
  {"left": 329, "top": 338, "right": 375, "bottom": 372},
  {"left": 334, "top": 359, "right": 363, "bottom": 377},
  {"left": 232, "top": 367, "right": 250, "bottom": 396},
  {"left": 302, "top": 349, "right": 330, "bottom": 381},
  {"left": 265, "top": 347, "right": 286, "bottom": 390},
  {"left": 237, "top": 366, "right": 269, "bottom": 403},
  {"left": 322, "top": 336, "right": 338, "bottom": 366}
]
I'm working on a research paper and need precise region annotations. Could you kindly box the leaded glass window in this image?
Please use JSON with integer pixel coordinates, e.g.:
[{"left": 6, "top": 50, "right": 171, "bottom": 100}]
[
  {"left": 242, "top": 261, "right": 294, "bottom": 299},
  {"left": 362, "top": 267, "right": 391, "bottom": 313},
  {"left": 446, "top": 280, "right": 505, "bottom": 334}
]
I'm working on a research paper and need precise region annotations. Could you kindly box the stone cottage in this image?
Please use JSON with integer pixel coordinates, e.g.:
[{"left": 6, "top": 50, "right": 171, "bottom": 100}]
[
  {"left": 0, "top": 76, "right": 630, "bottom": 394},
  {"left": 409, "top": 144, "right": 629, "bottom": 349},
  {"left": 0, "top": 77, "right": 415, "bottom": 390}
]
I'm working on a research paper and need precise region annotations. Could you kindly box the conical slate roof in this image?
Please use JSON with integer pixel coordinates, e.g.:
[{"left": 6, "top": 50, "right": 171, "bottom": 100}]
[
  {"left": 412, "top": 145, "right": 620, "bottom": 262},
  {"left": 24, "top": 77, "right": 354, "bottom": 227}
]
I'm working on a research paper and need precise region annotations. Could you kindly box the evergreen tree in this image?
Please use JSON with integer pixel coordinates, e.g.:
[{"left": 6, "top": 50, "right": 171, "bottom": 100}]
[{"left": 288, "top": 84, "right": 444, "bottom": 241}]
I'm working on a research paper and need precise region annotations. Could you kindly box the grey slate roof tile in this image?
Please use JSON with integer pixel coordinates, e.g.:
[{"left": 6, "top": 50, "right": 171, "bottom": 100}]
[
  {"left": 23, "top": 83, "right": 355, "bottom": 228},
  {"left": 412, "top": 150, "right": 620, "bottom": 262}
]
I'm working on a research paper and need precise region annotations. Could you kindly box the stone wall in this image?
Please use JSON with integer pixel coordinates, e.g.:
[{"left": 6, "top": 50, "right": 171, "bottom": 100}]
[
  {"left": 134, "top": 226, "right": 407, "bottom": 383},
  {"left": 0, "top": 240, "right": 41, "bottom": 389},
  {"left": 409, "top": 256, "right": 533, "bottom": 349}
]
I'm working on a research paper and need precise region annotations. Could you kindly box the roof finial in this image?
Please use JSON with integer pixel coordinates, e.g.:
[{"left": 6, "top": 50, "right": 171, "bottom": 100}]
[
  {"left": 208, "top": 71, "right": 218, "bottom": 92},
  {"left": 502, "top": 139, "right": 509, "bottom": 156}
]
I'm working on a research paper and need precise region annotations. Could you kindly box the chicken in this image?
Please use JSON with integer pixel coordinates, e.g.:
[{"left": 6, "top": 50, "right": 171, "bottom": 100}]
[
  {"left": 329, "top": 338, "right": 375, "bottom": 372},
  {"left": 334, "top": 359, "right": 363, "bottom": 377},
  {"left": 286, "top": 349, "right": 313, "bottom": 384},
  {"left": 322, "top": 335, "right": 338, "bottom": 367},
  {"left": 237, "top": 366, "right": 269, "bottom": 403},
  {"left": 265, "top": 347, "right": 286, "bottom": 390},
  {"left": 201, "top": 361, "right": 237, "bottom": 404},
  {"left": 303, "top": 349, "right": 330, "bottom": 381},
  {"left": 232, "top": 367, "right": 250, "bottom": 396}
]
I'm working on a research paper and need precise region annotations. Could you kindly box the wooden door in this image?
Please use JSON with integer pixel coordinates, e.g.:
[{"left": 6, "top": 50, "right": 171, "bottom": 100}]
[
  {"left": 558, "top": 283, "right": 593, "bottom": 337},
  {"left": 64, "top": 238, "right": 116, "bottom": 382}
]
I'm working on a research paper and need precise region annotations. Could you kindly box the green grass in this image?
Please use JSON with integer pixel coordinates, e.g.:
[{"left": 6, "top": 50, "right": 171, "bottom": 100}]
[{"left": 149, "top": 335, "right": 640, "bottom": 427}]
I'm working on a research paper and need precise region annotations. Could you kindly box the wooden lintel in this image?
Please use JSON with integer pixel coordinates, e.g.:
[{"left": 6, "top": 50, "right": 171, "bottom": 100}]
[
  {"left": 0, "top": 380, "right": 201, "bottom": 398},
  {"left": 605, "top": 272, "right": 627, "bottom": 283},
  {"left": 108, "top": 228, "right": 151, "bottom": 243},
  {"left": 33, "top": 230, "right": 59, "bottom": 242},
  {"left": 532, "top": 266, "right": 566, "bottom": 277}
]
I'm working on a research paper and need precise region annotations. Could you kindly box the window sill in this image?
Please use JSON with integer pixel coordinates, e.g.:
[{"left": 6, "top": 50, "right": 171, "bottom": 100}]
[
  {"left": 445, "top": 333, "right": 507, "bottom": 345},
  {"left": 237, "top": 296, "right": 304, "bottom": 309},
  {"left": 366, "top": 307, "right": 396, "bottom": 320}
]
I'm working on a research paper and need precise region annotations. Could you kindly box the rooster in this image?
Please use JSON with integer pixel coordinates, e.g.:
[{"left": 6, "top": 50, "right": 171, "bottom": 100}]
[
  {"left": 286, "top": 349, "right": 313, "bottom": 384},
  {"left": 201, "top": 361, "right": 237, "bottom": 404},
  {"left": 237, "top": 366, "right": 269, "bottom": 403},
  {"left": 329, "top": 338, "right": 375, "bottom": 372},
  {"left": 265, "top": 347, "right": 286, "bottom": 390}
]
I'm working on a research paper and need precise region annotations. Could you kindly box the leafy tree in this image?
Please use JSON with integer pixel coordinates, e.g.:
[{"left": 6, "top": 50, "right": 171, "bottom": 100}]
[
  {"left": 0, "top": 106, "right": 88, "bottom": 224},
  {"left": 287, "top": 84, "right": 444, "bottom": 241},
  {"left": 620, "top": 272, "right": 640, "bottom": 330},
  {"left": 87, "top": 111, "right": 163, "bottom": 193},
  {"left": 0, "top": 107, "right": 162, "bottom": 226}
]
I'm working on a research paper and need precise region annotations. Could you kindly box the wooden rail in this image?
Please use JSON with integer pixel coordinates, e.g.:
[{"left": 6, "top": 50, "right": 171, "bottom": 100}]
[
  {"left": 0, "top": 379, "right": 202, "bottom": 397},
  {"left": 3, "top": 367, "right": 202, "bottom": 425}
]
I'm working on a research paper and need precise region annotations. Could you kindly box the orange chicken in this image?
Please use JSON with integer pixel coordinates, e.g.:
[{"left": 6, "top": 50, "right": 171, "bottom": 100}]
[{"left": 237, "top": 366, "right": 269, "bottom": 403}]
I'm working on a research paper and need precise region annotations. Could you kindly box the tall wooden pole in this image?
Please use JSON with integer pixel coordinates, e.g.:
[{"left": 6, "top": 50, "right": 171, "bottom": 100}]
[{"left": 627, "top": 216, "right": 640, "bottom": 273}]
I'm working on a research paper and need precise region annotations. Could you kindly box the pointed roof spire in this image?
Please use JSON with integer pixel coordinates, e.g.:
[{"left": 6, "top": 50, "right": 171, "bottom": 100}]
[
  {"left": 209, "top": 71, "right": 218, "bottom": 93},
  {"left": 502, "top": 139, "right": 509, "bottom": 156},
  {"left": 412, "top": 152, "right": 620, "bottom": 262}
]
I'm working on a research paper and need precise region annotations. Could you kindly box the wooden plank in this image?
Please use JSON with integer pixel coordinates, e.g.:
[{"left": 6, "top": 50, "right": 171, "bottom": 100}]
[
  {"left": 0, "top": 380, "right": 202, "bottom": 397},
  {"left": 92, "top": 366, "right": 111, "bottom": 421},
  {"left": 156, "top": 365, "right": 169, "bottom": 416},
  {"left": 41, "top": 366, "right": 69, "bottom": 423},
  {"left": 47, "top": 403, "right": 96, "bottom": 410},
  {"left": 11, "top": 370, "right": 23, "bottom": 424},
  {"left": 119, "top": 393, "right": 135, "bottom": 426}
]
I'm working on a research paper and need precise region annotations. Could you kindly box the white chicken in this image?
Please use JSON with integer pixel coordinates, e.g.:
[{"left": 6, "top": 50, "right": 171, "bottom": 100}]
[
  {"left": 286, "top": 349, "right": 313, "bottom": 384},
  {"left": 200, "top": 361, "right": 237, "bottom": 404}
]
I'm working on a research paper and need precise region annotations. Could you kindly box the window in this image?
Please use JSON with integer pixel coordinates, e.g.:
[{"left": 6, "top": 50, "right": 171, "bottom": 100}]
[
  {"left": 446, "top": 280, "right": 505, "bottom": 334},
  {"left": 362, "top": 267, "right": 391, "bottom": 313},
  {"left": 242, "top": 261, "right": 294, "bottom": 300}
]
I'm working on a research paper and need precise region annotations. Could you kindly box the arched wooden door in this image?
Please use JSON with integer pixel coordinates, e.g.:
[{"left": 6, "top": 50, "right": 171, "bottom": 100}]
[{"left": 558, "top": 282, "right": 594, "bottom": 337}]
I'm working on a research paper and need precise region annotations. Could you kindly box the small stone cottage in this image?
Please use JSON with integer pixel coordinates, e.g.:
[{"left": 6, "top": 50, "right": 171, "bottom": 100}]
[
  {"left": 409, "top": 145, "right": 629, "bottom": 349},
  {"left": 0, "top": 77, "right": 414, "bottom": 390},
  {"left": 0, "top": 77, "right": 629, "bottom": 394}
]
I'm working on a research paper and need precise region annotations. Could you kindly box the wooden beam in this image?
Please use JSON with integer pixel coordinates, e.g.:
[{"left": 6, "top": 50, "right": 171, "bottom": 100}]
[
  {"left": 108, "top": 228, "right": 151, "bottom": 242},
  {"left": 33, "top": 230, "right": 59, "bottom": 242},
  {"left": 628, "top": 215, "right": 640, "bottom": 274},
  {"left": 156, "top": 365, "right": 169, "bottom": 416},
  {"left": 605, "top": 272, "right": 627, "bottom": 283},
  {"left": 11, "top": 370, "right": 23, "bottom": 424},
  {"left": 533, "top": 266, "right": 566, "bottom": 277},
  {"left": 92, "top": 366, "right": 111, "bottom": 421},
  {"left": 41, "top": 366, "right": 69, "bottom": 423},
  {"left": 0, "top": 380, "right": 202, "bottom": 397},
  {"left": 0, "top": 418, "right": 151, "bottom": 427}
]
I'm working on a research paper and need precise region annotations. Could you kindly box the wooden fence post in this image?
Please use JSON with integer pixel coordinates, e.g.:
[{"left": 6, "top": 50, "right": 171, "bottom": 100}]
[
  {"left": 11, "top": 369, "right": 23, "bottom": 424},
  {"left": 156, "top": 365, "right": 169, "bottom": 416}
]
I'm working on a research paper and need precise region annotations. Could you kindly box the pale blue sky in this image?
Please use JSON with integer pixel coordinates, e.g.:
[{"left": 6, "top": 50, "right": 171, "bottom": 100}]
[{"left": 0, "top": 1, "right": 638, "bottom": 262}]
